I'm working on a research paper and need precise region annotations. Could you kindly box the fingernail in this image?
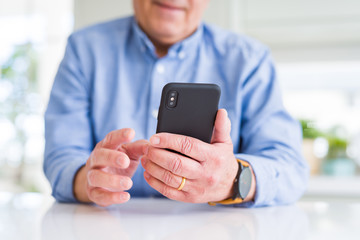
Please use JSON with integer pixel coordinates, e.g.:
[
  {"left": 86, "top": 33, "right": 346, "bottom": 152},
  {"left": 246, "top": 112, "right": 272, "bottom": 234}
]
[
  {"left": 121, "top": 192, "right": 130, "bottom": 201},
  {"left": 150, "top": 136, "right": 160, "bottom": 145},
  {"left": 222, "top": 109, "right": 228, "bottom": 117},
  {"left": 122, "top": 129, "right": 130, "bottom": 137},
  {"left": 117, "top": 158, "right": 123, "bottom": 167},
  {"left": 117, "top": 158, "right": 127, "bottom": 168}
]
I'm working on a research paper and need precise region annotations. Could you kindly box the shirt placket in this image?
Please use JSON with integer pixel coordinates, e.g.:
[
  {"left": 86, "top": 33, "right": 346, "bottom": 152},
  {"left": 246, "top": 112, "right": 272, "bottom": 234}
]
[{"left": 146, "top": 58, "right": 168, "bottom": 140}]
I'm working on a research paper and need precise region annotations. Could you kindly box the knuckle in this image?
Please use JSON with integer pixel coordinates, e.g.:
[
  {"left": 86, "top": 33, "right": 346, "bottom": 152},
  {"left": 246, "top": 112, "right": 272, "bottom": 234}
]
[
  {"left": 146, "top": 146, "right": 154, "bottom": 158},
  {"left": 87, "top": 170, "right": 97, "bottom": 186},
  {"left": 90, "top": 189, "right": 104, "bottom": 203},
  {"left": 109, "top": 175, "right": 119, "bottom": 188},
  {"left": 102, "top": 149, "right": 112, "bottom": 164},
  {"left": 110, "top": 194, "right": 119, "bottom": 203},
  {"left": 104, "top": 131, "right": 115, "bottom": 146},
  {"left": 212, "top": 154, "right": 223, "bottom": 168},
  {"left": 162, "top": 170, "right": 174, "bottom": 185},
  {"left": 180, "top": 137, "right": 194, "bottom": 155},
  {"left": 161, "top": 185, "right": 172, "bottom": 199},
  {"left": 206, "top": 174, "right": 217, "bottom": 187},
  {"left": 89, "top": 150, "right": 98, "bottom": 167},
  {"left": 170, "top": 156, "right": 182, "bottom": 175},
  {"left": 95, "top": 141, "right": 102, "bottom": 149}
]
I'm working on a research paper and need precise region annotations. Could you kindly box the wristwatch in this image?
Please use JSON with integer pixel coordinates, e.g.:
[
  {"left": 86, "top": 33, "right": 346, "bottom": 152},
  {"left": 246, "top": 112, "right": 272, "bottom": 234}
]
[{"left": 208, "top": 159, "right": 252, "bottom": 206}]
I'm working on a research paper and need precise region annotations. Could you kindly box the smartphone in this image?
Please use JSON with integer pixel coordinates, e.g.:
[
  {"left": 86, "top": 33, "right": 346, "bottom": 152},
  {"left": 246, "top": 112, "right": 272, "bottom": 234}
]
[{"left": 156, "top": 83, "right": 221, "bottom": 143}]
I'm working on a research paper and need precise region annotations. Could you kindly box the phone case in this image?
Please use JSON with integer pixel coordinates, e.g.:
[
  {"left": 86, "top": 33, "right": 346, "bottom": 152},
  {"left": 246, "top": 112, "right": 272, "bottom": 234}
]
[{"left": 156, "top": 83, "right": 221, "bottom": 143}]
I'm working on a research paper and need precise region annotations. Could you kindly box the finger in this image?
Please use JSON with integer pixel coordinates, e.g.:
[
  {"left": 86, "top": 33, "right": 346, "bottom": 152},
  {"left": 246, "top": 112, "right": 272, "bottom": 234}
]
[
  {"left": 88, "top": 188, "right": 130, "bottom": 207},
  {"left": 89, "top": 148, "right": 130, "bottom": 169},
  {"left": 141, "top": 157, "right": 190, "bottom": 192},
  {"left": 144, "top": 171, "right": 186, "bottom": 201},
  {"left": 101, "top": 128, "right": 135, "bottom": 149},
  {"left": 121, "top": 139, "right": 149, "bottom": 160},
  {"left": 149, "top": 133, "right": 211, "bottom": 161},
  {"left": 87, "top": 169, "right": 133, "bottom": 192},
  {"left": 211, "top": 109, "right": 232, "bottom": 144},
  {"left": 145, "top": 147, "right": 202, "bottom": 179}
]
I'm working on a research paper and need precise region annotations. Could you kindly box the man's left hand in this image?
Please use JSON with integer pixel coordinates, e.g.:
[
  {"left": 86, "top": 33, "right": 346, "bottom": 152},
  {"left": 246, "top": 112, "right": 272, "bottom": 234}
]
[{"left": 141, "top": 109, "right": 254, "bottom": 203}]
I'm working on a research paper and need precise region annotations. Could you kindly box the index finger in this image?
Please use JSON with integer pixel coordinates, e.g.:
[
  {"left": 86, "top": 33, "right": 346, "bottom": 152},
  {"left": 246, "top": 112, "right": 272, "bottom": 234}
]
[
  {"left": 149, "top": 133, "right": 212, "bottom": 161},
  {"left": 101, "top": 128, "right": 135, "bottom": 149}
]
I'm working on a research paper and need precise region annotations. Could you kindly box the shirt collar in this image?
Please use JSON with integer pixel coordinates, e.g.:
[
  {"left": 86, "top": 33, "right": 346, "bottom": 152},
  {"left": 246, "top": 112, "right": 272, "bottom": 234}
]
[{"left": 131, "top": 16, "right": 203, "bottom": 59}]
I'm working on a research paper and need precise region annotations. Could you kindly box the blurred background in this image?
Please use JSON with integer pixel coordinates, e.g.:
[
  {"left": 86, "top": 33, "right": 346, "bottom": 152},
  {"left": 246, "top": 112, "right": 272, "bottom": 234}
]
[{"left": 1, "top": 0, "right": 360, "bottom": 200}]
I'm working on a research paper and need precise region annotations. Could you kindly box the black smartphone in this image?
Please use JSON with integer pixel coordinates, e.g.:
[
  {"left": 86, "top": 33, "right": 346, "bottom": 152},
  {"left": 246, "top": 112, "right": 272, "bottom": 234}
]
[{"left": 156, "top": 83, "right": 221, "bottom": 143}]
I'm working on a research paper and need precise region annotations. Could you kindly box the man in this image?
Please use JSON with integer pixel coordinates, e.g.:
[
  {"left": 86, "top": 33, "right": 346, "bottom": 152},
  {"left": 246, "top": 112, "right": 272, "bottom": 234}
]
[{"left": 44, "top": 0, "right": 309, "bottom": 207}]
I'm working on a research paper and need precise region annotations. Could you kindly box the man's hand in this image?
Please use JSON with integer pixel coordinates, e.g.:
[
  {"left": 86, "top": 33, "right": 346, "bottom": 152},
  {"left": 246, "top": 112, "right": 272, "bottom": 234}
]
[
  {"left": 73, "top": 128, "right": 148, "bottom": 206},
  {"left": 141, "top": 109, "right": 256, "bottom": 203}
]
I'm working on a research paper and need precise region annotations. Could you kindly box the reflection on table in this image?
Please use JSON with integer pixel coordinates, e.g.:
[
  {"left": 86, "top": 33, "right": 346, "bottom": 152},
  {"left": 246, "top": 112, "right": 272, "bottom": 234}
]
[
  {"left": 41, "top": 198, "right": 308, "bottom": 240},
  {"left": 1, "top": 192, "right": 360, "bottom": 240}
]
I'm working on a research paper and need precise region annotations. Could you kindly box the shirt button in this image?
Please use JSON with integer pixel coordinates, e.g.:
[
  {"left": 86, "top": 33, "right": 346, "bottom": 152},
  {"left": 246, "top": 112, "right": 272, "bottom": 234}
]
[
  {"left": 178, "top": 51, "right": 186, "bottom": 59},
  {"left": 156, "top": 64, "right": 165, "bottom": 74},
  {"left": 152, "top": 109, "right": 158, "bottom": 119}
]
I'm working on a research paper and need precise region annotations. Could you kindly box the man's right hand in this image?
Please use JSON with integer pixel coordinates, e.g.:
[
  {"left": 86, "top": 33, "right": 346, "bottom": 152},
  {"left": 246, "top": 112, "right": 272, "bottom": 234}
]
[{"left": 73, "top": 128, "right": 148, "bottom": 206}]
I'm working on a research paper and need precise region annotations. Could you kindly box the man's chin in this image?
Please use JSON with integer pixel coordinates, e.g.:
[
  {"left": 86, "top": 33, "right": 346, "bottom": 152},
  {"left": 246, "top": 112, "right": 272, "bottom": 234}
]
[{"left": 149, "top": 24, "right": 185, "bottom": 44}]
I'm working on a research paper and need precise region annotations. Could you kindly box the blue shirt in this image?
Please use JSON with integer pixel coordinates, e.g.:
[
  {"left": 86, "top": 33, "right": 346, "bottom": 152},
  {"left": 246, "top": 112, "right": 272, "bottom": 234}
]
[{"left": 44, "top": 16, "right": 309, "bottom": 207}]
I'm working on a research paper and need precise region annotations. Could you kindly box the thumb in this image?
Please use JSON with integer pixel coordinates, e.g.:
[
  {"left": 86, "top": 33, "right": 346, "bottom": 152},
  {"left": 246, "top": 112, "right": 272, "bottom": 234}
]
[{"left": 211, "top": 109, "right": 232, "bottom": 144}]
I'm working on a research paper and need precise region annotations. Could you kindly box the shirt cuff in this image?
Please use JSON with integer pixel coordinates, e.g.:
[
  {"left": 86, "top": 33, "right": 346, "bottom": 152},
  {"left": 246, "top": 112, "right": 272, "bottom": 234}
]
[
  {"left": 51, "top": 157, "right": 86, "bottom": 203},
  {"left": 233, "top": 153, "right": 278, "bottom": 208}
]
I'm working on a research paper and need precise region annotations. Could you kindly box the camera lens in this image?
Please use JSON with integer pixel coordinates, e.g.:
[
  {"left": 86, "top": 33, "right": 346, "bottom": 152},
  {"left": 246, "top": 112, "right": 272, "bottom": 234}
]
[{"left": 167, "top": 90, "right": 178, "bottom": 108}]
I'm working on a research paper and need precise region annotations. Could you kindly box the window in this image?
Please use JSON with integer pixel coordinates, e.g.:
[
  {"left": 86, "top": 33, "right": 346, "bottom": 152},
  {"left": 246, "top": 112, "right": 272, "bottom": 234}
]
[{"left": 0, "top": 0, "right": 73, "bottom": 193}]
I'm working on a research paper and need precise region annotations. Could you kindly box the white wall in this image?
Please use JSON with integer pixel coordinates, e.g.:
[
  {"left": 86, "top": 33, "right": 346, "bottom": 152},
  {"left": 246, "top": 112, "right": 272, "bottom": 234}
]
[{"left": 73, "top": 0, "right": 360, "bottom": 62}]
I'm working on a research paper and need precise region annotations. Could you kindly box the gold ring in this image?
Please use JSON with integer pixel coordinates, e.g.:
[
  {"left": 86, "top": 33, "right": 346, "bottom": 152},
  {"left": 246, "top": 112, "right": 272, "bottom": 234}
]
[{"left": 177, "top": 177, "right": 186, "bottom": 191}]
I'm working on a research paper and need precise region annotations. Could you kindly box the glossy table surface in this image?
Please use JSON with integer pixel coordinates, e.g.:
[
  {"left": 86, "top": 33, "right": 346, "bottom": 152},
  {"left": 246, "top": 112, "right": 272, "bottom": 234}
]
[{"left": 0, "top": 192, "right": 359, "bottom": 240}]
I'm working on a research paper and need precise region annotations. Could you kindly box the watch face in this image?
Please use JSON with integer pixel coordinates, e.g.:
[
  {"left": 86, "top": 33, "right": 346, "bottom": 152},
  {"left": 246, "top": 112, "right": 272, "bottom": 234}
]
[{"left": 238, "top": 167, "right": 252, "bottom": 199}]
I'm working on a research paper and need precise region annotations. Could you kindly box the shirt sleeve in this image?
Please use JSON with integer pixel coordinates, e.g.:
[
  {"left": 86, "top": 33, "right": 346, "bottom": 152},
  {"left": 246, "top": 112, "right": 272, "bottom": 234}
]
[
  {"left": 234, "top": 49, "right": 309, "bottom": 207},
  {"left": 44, "top": 35, "right": 93, "bottom": 202}
]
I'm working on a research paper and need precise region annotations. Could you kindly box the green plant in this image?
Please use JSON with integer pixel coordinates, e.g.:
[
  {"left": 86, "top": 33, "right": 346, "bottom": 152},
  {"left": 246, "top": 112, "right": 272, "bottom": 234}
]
[
  {"left": 300, "top": 119, "right": 324, "bottom": 139},
  {"left": 326, "top": 136, "right": 348, "bottom": 160}
]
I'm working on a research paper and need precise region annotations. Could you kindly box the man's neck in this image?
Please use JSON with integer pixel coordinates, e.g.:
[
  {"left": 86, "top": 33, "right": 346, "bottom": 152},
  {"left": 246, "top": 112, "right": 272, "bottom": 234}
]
[
  {"left": 148, "top": 37, "right": 172, "bottom": 58},
  {"left": 140, "top": 27, "right": 198, "bottom": 58}
]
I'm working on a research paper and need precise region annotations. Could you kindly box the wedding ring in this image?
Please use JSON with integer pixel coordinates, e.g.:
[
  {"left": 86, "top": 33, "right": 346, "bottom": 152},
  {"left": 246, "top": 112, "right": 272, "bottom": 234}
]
[{"left": 177, "top": 177, "right": 186, "bottom": 191}]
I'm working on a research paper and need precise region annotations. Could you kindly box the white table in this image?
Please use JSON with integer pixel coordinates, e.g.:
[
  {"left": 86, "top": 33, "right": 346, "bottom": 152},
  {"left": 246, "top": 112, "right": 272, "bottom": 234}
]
[{"left": 0, "top": 192, "right": 359, "bottom": 240}]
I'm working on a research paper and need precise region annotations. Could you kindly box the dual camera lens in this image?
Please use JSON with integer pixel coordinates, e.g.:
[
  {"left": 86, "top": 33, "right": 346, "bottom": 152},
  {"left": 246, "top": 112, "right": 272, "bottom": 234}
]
[{"left": 167, "top": 90, "right": 178, "bottom": 108}]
